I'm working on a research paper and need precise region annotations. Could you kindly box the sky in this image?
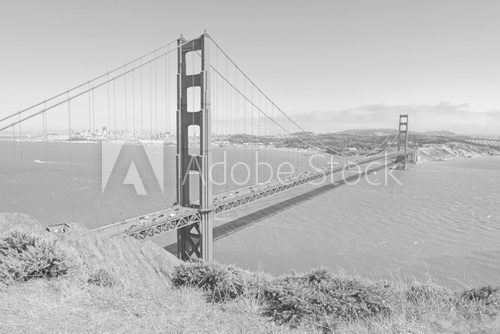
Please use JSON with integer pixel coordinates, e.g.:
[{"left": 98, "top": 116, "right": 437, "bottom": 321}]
[{"left": 1, "top": 0, "right": 500, "bottom": 136}]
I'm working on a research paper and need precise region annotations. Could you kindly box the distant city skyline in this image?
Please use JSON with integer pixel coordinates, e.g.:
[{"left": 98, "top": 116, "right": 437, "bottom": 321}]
[{"left": 1, "top": 0, "right": 499, "bottom": 136}]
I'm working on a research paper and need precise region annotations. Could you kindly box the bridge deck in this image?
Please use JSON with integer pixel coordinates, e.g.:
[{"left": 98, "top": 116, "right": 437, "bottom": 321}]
[{"left": 93, "top": 151, "right": 407, "bottom": 239}]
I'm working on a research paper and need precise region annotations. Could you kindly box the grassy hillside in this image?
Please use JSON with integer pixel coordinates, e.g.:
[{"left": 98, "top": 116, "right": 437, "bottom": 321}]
[{"left": 1, "top": 213, "right": 499, "bottom": 333}]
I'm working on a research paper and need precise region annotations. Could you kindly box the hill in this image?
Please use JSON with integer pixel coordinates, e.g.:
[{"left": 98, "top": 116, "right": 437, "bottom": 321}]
[
  {"left": 422, "top": 130, "right": 457, "bottom": 137},
  {"left": 335, "top": 129, "right": 394, "bottom": 136},
  {"left": 1, "top": 214, "right": 500, "bottom": 333}
]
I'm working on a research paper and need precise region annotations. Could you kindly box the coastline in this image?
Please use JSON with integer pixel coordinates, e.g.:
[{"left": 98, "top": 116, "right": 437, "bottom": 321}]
[{"left": 418, "top": 142, "right": 500, "bottom": 163}]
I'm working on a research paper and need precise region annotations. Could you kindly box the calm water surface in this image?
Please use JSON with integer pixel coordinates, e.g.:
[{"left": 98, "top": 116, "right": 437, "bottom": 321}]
[
  {"left": 1, "top": 141, "right": 499, "bottom": 287},
  {"left": 214, "top": 156, "right": 500, "bottom": 288}
]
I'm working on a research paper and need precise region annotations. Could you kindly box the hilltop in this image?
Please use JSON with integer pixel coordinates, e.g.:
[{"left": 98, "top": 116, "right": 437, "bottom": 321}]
[
  {"left": 1, "top": 213, "right": 500, "bottom": 333},
  {"left": 226, "top": 129, "right": 500, "bottom": 158},
  {"left": 334, "top": 129, "right": 457, "bottom": 137}
]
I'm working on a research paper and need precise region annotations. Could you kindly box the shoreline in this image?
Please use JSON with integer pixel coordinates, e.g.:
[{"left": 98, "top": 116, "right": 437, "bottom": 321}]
[{"left": 418, "top": 142, "right": 500, "bottom": 163}]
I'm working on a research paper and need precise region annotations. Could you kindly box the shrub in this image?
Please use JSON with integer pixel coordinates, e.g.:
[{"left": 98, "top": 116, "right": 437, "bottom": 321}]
[
  {"left": 172, "top": 261, "right": 249, "bottom": 302},
  {"left": 406, "top": 283, "right": 453, "bottom": 304},
  {"left": 456, "top": 285, "right": 500, "bottom": 317},
  {"left": 172, "top": 264, "right": 396, "bottom": 329},
  {"left": 0, "top": 228, "right": 78, "bottom": 283},
  {"left": 87, "top": 269, "right": 117, "bottom": 287},
  {"left": 461, "top": 286, "right": 499, "bottom": 303},
  {"left": 262, "top": 268, "right": 395, "bottom": 329}
]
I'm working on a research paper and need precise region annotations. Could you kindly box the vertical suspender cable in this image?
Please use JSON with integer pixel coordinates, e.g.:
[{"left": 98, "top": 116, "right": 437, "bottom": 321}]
[
  {"left": 225, "top": 54, "right": 229, "bottom": 194},
  {"left": 88, "top": 84, "right": 92, "bottom": 135},
  {"left": 258, "top": 91, "right": 261, "bottom": 184},
  {"left": 42, "top": 103, "right": 48, "bottom": 222},
  {"left": 164, "top": 52, "right": 168, "bottom": 208},
  {"left": 67, "top": 93, "right": 75, "bottom": 222},
  {"left": 164, "top": 54, "right": 169, "bottom": 138},
  {"left": 113, "top": 80, "right": 117, "bottom": 139},
  {"left": 251, "top": 83, "right": 255, "bottom": 185},
  {"left": 154, "top": 51, "right": 158, "bottom": 138},
  {"left": 140, "top": 60, "right": 144, "bottom": 135},
  {"left": 107, "top": 74, "right": 111, "bottom": 137},
  {"left": 149, "top": 62, "right": 153, "bottom": 141},
  {"left": 124, "top": 66, "right": 128, "bottom": 141},
  {"left": 92, "top": 89, "right": 95, "bottom": 135},
  {"left": 132, "top": 70, "right": 136, "bottom": 136}
]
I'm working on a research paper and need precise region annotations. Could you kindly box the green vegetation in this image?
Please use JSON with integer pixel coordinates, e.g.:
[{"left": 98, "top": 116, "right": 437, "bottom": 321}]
[{"left": 1, "top": 214, "right": 500, "bottom": 333}]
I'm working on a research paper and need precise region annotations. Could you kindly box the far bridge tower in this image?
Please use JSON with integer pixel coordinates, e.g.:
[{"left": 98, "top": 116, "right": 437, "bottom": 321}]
[{"left": 397, "top": 114, "right": 409, "bottom": 169}]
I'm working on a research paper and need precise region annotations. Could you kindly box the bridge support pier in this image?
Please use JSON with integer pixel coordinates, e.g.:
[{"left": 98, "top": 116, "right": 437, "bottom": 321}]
[
  {"left": 397, "top": 114, "right": 409, "bottom": 169},
  {"left": 176, "top": 33, "right": 213, "bottom": 261}
]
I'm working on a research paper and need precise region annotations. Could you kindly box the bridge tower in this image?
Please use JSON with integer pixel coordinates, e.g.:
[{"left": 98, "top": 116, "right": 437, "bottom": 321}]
[
  {"left": 176, "top": 33, "right": 213, "bottom": 261},
  {"left": 397, "top": 114, "right": 409, "bottom": 169}
]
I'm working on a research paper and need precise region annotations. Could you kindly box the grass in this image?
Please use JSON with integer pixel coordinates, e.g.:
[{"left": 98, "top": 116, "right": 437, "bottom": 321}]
[
  {"left": 1, "top": 215, "right": 500, "bottom": 333},
  {"left": 171, "top": 262, "right": 500, "bottom": 333}
]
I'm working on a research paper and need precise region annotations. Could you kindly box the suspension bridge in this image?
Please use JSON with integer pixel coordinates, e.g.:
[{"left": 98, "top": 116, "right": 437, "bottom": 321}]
[{"left": 0, "top": 32, "right": 416, "bottom": 261}]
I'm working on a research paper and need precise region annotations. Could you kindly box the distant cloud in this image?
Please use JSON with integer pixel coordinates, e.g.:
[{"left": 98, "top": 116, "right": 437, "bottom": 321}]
[{"left": 291, "top": 103, "right": 500, "bottom": 136}]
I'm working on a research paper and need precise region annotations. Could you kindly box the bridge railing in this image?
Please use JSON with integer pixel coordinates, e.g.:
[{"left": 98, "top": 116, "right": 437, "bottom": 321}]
[{"left": 94, "top": 150, "right": 409, "bottom": 240}]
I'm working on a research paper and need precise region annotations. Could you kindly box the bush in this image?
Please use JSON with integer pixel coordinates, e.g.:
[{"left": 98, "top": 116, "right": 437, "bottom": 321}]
[
  {"left": 0, "top": 228, "right": 78, "bottom": 284},
  {"left": 261, "top": 268, "right": 395, "bottom": 329},
  {"left": 169, "top": 263, "right": 500, "bottom": 332},
  {"left": 456, "top": 286, "right": 500, "bottom": 317},
  {"left": 461, "top": 286, "right": 499, "bottom": 303},
  {"left": 172, "top": 261, "right": 249, "bottom": 302},
  {"left": 87, "top": 269, "right": 117, "bottom": 287},
  {"left": 172, "top": 264, "right": 396, "bottom": 330}
]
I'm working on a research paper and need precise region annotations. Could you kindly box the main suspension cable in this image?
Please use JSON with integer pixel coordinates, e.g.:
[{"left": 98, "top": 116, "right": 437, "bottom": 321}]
[{"left": 0, "top": 37, "right": 201, "bottom": 133}]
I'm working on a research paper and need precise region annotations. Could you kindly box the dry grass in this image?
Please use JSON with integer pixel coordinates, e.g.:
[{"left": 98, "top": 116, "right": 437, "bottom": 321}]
[
  {"left": 1, "top": 214, "right": 499, "bottom": 333},
  {"left": 0, "top": 279, "right": 295, "bottom": 333},
  {"left": 172, "top": 262, "right": 500, "bottom": 333},
  {"left": 0, "top": 215, "right": 295, "bottom": 333}
]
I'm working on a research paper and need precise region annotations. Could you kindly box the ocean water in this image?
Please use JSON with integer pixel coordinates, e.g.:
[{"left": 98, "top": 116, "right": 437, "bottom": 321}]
[
  {"left": 1, "top": 141, "right": 499, "bottom": 287},
  {"left": 213, "top": 156, "right": 500, "bottom": 288},
  {"left": 0, "top": 141, "right": 330, "bottom": 228}
]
